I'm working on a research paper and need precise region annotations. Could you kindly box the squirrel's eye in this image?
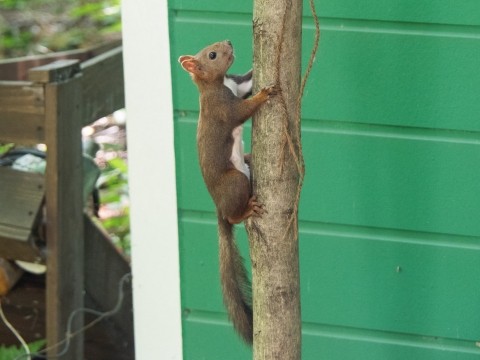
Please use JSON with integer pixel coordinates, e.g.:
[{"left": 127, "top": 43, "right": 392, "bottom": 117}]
[{"left": 208, "top": 52, "right": 217, "bottom": 60}]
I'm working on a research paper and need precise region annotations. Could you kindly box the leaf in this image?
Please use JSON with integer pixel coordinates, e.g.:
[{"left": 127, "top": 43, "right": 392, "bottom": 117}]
[
  {"left": 0, "top": 143, "right": 14, "bottom": 156},
  {"left": 107, "top": 157, "right": 128, "bottom": 173},
  {"left": 0, "top": 339, "right": 46, "bottom": 359}
]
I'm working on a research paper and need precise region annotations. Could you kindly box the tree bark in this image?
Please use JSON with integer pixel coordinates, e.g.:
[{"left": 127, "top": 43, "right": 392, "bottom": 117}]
[{"left": 246, "top": 0, "right": 303, "bottom": 359}]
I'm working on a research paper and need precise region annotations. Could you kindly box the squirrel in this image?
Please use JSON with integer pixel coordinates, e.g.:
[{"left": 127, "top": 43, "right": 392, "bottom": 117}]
[{"left": 179, "top": 40, "right": 276, "bottom": 344}]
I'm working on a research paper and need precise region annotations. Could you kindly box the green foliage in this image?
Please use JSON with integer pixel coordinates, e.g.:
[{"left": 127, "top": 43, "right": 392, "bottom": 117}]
[
  {"left": 68, "top": 0, "right": 121, "bottom": 43},
  {"left": 0, "top": 0, "right": 75, "bottom": 10},
  {"left": 98, "top": 155, "right": 130, "bottom": 255},
  {"left": 0, "top": 339, "right": 46, "bottom": 360},
  {"left": 0, "top": 0, "right": 30, "bottom": 10},
  {"left": 71, "top": 0, "right": 120, "bottom": 26},
  {"left": 0, "top": 0, "right": 121, "bottom": 58},
  {"left": 0, "top": 143, "right": 14, "bottom": 156}
]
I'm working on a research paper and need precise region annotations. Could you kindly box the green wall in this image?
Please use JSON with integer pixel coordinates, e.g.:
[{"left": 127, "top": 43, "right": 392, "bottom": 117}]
[{"left": 169, "top": 1, "right": 480, "bottom": 358}]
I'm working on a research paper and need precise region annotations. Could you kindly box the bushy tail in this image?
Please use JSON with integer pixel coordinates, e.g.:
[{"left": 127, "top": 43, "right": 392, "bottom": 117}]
[{"left": 218, "top": 216, "right": 253, "bottom": 344}]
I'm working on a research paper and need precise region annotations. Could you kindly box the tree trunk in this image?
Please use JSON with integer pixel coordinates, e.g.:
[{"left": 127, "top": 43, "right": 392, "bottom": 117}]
[{"left": 246, "top": 0, "right": 303, "bottom": 359}]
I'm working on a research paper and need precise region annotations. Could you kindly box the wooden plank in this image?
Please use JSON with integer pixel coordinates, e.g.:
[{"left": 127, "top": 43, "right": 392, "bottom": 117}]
[
  {"left": 0, "top": 82, "right": 45, "bottom": 143},
  {"left": 0, "top": 167, "right": 44, "bottom": 230},
  {"left": 80, "top": 47, "right": 125, "bottom": 125},
  {"left": 175, "top": 119, "right": 480, "bottom": 237},
  {"left": 0, "top": 167, "right": 45, "bottom": 262},
  {"left": 0, "top": 113, "right": 45, "bottom": 144},
  {"left": 84, "top": 214, "right": 133, "bottom": 339},
  {"left": 315, "top": 0, "right": 480, "bottom": 27},
  {"left": 172, "top": 3, "right": 480, "bottom": 359},
  {"left": 43, "top": 67, "right": 84, "bottom": 360},
  {"left": 171, "top": 17, "right": 480, "bottom": 133},
  {"left": 0, "top": 224, "right": 31, "bottom": 243},
  {"left": 169, "top": 0, "right": 480, "bottom": 26},
  {"left": 184, "top": 319, "right": 480, "bottom": 360},
  {"left": 300, "top": 128, "right": 480, "bottom": 236},
  {"left": 178, "top": 217, "right": 480, "bottom": 342},
  {"left": 298, "top": 228, "right": 480, "bottom": 341},
  {"left": 0, "top": 231, "right": 43, "bottom": 263},
  {"left": 300, "top": 27, "right": 480, "bottom": 132},
  {"left": 0, "top": 39, "right": 122, "bottom": 81},
  {"left": 28, "top": 59, "right": 81, "bottom": 84}
]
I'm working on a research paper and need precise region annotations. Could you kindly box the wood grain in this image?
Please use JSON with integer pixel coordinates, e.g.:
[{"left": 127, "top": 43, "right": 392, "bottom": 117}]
[
  {"left": 42, "top": 61, "right": 84, "bottom": 360},
  {"left": 81, "top": 47, "right": 125, "bottom": 125},
  {"left": 0, "top": 167, "right": 44, "bottom": 262},
  {"left": 0, "top": 82, "right": 45, "bottom": 143}
]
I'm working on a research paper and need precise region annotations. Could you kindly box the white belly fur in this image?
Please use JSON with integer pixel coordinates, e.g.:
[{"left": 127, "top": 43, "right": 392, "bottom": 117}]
[
  {"left": 230, "top": 126, "right": 250, "bottom": 180},
  {"left": 224, "top": 76, "right": 250, "bottom": 180}
]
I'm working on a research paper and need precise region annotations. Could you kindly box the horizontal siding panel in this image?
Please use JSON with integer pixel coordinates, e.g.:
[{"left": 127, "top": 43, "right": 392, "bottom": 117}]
[
  {"left": 183, "top": 313, "right": 480, "bottom": 360},
  {"left": 302, "top": 324, "right": 480, "bottom": 360},
  {"left": 183, "top": 319, "right": 480, "bottom": 360},
  {"left": 171, "top": 17, "right": 480, "bottom": 132},
  {"left": 301, "top": 228, "right": 480, "bottom": 341},
  {"left": 180, "top": 217, "right": 480, "bottom": 342},
  {"left": 301, "top": 125, "right": 480, "bottom": 236},
  {"left": 183, "top": 314, "right": 480, "bottom": 360},
  {"left": 317, "top": 0, "right": 480, "bottom": 27},
  {"left": 179, "top": 215, "right": 250, "bottom": 313},
  {"left": 169, "top": 1, "right": 251, "bottom": 15},
  {"left": 307, "top": 27, "right": 480, "bottom": 132},
  {"left": 173, "top": 117, "right": 213, "bottom": 212},
  {"left": 171, "top": 2, "right": 480, "bottom": 358},
  {"left": 182, "top": 312, "right": 250, "bottom": 359},
  {"left": 169, "top": 0, "right": 480, "bottom": 27},
  {"left": 175, "top": 118, "right": 480, "bottom": 237}
]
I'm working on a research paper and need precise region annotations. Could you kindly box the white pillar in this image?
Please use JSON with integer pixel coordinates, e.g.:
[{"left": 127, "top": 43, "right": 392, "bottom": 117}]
[{"left": 122, "top": 1, "right": 183, "bottom": 358}]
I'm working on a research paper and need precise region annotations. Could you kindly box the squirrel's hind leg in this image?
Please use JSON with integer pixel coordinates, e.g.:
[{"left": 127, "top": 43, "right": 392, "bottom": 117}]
[
  {"left": 214, "top": 170, "right": 263, "bottom": 224},
  {"left": 227, "top": 195, "right": 264, "bottom": 224}
]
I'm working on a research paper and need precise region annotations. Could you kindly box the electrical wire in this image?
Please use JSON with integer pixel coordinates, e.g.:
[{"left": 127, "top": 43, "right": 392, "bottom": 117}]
[
  {"left": 13, "top": 272, "right": 132, "bottom": 360},
  {"left": 0, "top": 298, "right": 31, "bottom": 360}
]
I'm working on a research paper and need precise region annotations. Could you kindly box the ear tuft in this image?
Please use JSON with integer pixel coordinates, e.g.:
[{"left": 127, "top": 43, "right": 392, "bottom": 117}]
[{"left": 178, "top": 55, "right": 193, "bottom": 64}]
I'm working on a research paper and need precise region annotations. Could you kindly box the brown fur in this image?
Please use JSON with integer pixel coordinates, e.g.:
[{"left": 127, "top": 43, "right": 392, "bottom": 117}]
[{"left": 179, "top": 40, "right": 275, "bottom": 344}]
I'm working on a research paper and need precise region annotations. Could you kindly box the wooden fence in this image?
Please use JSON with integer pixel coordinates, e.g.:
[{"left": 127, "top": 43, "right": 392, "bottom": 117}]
[{"left": 0, "top": 43, "right": 133, "bottom": 359}]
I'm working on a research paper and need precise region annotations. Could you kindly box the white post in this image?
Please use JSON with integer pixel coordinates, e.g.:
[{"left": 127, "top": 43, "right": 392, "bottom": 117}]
[{"left": 122, "top": 1, "right": 183, "bottom": 359}]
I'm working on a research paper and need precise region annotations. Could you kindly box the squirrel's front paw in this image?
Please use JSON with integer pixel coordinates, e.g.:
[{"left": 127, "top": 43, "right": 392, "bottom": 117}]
[{"left": 261, "top": 84, "right": 279, "bottom": 97}]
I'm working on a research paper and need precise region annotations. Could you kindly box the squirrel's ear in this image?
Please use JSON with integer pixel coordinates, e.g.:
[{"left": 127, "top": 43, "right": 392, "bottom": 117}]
[
  {"left": 178, "top": 55, "right": 194, "bottom": 64},
  {"left": 180, "top": 58, "right": 202, "bottom": 76}
]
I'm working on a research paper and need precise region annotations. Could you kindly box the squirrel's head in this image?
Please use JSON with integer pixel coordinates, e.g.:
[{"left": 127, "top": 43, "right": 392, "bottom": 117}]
[{"left": 179, "top": 40, "right": 234, "bottom": 84}]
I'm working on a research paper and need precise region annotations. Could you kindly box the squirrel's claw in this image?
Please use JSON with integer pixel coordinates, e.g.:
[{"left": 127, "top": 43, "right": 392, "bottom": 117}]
[{"left": 263, "top": 84, "right": 280, "bottom": 97}]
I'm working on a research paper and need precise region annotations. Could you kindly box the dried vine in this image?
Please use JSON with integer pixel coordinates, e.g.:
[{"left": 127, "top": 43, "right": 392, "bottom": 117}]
[{"left": 278, "top": 0, "right": 321, "bottom": 238}]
